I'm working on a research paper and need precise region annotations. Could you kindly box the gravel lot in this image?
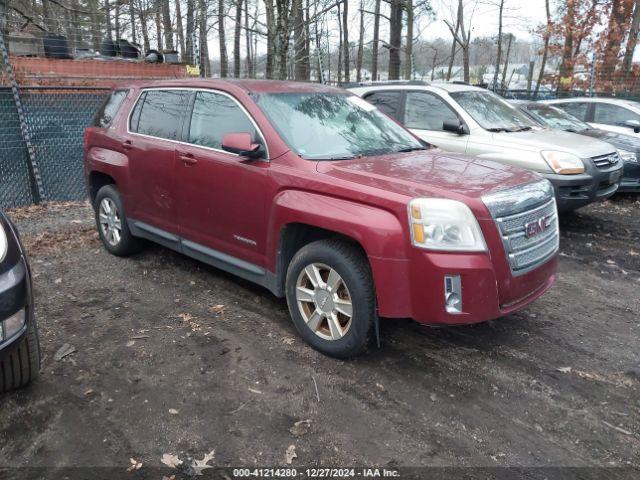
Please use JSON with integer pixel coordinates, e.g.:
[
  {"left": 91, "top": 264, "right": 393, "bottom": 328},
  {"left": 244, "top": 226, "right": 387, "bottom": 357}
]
[{"left": 0, "top": 198, "right": 639, "bottom": 477}]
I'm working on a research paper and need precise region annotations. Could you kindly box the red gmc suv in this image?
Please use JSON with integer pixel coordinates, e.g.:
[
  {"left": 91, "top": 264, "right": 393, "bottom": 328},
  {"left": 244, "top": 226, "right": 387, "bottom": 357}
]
[{"left": 84, "top": 79, "right": 559, "bottom": 358}]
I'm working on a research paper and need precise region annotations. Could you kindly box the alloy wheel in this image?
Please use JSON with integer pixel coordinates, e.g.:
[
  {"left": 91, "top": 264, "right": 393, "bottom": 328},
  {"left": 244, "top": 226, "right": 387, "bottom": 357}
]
[
  {"left": 295, "top": 263, "right": 353, "bottom": 341},
  {"left": 98, "top": 198, "right": 122, "bottom": 246}
]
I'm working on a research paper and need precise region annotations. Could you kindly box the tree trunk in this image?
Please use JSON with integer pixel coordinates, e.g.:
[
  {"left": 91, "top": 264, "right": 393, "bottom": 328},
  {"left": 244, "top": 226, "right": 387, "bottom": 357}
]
[
  {"left": 198, "top": 0, "right": 210, "bottom": 76},
  {"left": 264, "top": 0, "right": 275, "bottom": 78},
  {"left": 492, "top": 0, "right": 504, "bottom": 88},
  {"left": 534, "top": 0, "right": 551, "bottom": 98},
  {"left": 162, "top": 0, "right": 174, "bottom": 50},
  {"left": 600, "top": 0, "right": 634, "bottom": 86},
  {"left": 185, "top": 0, "right": 195, "bottom": 64},
  {"left": 293, "top": 0, "right": 306, "bottom": 80},
  {"left": 105, "top": 0, "right": 113, "bottom": 39},
  {"left": 130, "top": 0, "right": 137, "bottom": 44},
  {"left": 115, "top": 0, "right": 121, "bottom": 39},
  {"left": 245, "top": 0, "right": 253, "bottom": 77},
  {"left": 446, "top": 20, "right": 459, "bottom": 81},
  {"left": 233, "top": 0, "right": 242, "bottom": 77},
  {"left": 337, "top": 3, "right": 342, "bottom": 83},
  {"left": 371, "top": 0, "right": 380, "bottom": 80},
  {"left": 176, "top": 0, "right": 186, "bottom": 59},
  {"left": 558, "top": 0, "right": 575, "bottom": 91},
  {"left": 342, "top": 0, "right": 349, "bottom": 82},
  {"left": 356, "top": 0, "right": 364, "bottom": 82},
  {"left": 138, "top": 0, "right": 151, "bottom": 52},
  {"left": 388, "top": 0, "right": 403, "bottom": 80},
  {"left": 404, "top": 0, "right": 413, "bottom": 79},
  {"left": 155, "top": 0, "right": 164, "bottom": 51},
  {"left": 218, "top": 0, "right": 228, "bottom": 77},
  {"left": 501, "top": 33, "right": 513, "bottom": 87},
  {"left": 623, "top": 0, "right": 640, "bottom": 74}
]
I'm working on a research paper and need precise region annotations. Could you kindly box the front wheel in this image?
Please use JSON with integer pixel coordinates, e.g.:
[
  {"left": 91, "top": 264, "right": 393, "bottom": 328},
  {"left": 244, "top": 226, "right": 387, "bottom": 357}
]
[
  {"left": 94, "top": 185, "right": 142, "bottom": 256},
  {"left": 0, "top": 318, "right": 40, "bottom": 392},
  {"left": 285, "top": 239, "right": 375, "bottom": 358}
]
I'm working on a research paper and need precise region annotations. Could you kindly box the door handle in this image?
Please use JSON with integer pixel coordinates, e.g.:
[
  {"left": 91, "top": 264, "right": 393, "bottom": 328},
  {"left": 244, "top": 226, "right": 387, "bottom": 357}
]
[
  {"left": 122, "top": 140, "right": 133, "bottom": 150},
  {"left": 178, "top": 153, "right": 198, "bottom": 166}
]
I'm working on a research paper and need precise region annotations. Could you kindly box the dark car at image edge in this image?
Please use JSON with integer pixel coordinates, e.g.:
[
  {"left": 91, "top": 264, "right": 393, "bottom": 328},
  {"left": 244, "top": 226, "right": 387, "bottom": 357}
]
[{"left": 0, "top": 210, "right": 40, "bottom": 392}]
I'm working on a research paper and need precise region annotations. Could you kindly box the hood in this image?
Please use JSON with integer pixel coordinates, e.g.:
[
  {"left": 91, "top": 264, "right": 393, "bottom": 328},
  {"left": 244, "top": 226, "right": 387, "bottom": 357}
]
[
  {"left": 316, "top": 150, "right": 541, "bottom": 201},
  {"left": 492, "top": 129, "right": 616, "bottom": 158},
  {"left": 579, "top": 128, "right": 640, "bottom": 154}
]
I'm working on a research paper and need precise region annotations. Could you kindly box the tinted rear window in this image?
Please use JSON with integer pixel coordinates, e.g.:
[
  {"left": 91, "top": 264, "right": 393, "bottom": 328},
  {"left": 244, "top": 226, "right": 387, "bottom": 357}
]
[
  {"left": 132, "top": 89, "right": 191, "bottom": 140},
  {"left": 94, "top": 89, "right": 128, "bottom": 128}
]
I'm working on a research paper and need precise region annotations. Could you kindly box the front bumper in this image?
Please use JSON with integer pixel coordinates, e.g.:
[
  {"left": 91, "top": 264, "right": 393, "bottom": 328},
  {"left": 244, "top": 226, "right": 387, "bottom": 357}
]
[
  {"left": 0, "top": 257, "right": 32, "bottom": 355},
  {"left": 370, "top": 249, "right": 557, "bottom": 326},
  {"left": 543, "top": 160, "right": 623, "bottom": 212},
  {"left": 618, "top": 161, "right": 640, "bottom": 192}
]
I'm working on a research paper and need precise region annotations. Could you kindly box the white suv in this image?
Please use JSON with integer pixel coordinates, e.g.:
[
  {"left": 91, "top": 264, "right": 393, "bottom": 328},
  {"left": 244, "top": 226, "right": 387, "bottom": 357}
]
[
  {"left": 543, "top": 97, "right": 640, "bottom": 138},
  {"left": 348, "top": 82, "right": 623, "bottom": 213}
]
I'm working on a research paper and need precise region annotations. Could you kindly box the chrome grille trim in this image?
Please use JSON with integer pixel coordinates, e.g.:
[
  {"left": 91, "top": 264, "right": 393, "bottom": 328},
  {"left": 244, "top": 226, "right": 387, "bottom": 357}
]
[
  {"left": 483, "top": 183, "right": 559, "bottom": 277},
  {"left": 592, "top": 152, "right": 620, "bottom": 169}
]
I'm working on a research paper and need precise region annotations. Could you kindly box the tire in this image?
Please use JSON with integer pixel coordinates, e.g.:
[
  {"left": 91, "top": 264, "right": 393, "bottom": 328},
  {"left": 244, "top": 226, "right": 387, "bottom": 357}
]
[
  {"left": 0, "top": 318, "right": 40, "bottom": 392},
  {"left": 94, "top": 185, "right": 142, "bottom": 256},
  {"left": 285, "top": 239, "right": 375, "bottom": 358}
]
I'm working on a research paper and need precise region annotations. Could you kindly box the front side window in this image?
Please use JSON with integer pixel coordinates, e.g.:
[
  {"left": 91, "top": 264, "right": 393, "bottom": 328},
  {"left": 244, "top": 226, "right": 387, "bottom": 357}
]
[
  {"left": 555, "top": 102, "right": 589, "bottom": 120},
  {"left": 405, "top": 92, "right": 459, "bottom": 131},
  {"left": 255, "top": 93, "right": 424, "bottom": 160},
  {"left": 95, "top": 89, "right": 128, "bottom": 128},
  {"left": 527, "top": 105, "right": 590, "bottom": 132},
  {"left": 364, "top": 91, "right": 402, "bottom": 119},
  {"left": 188, "top": 91, "right": 258, "bottom": 149},
  {"left": 449, "top": 91, "right": 535, "bottom": 132},
  {"left": 135, "top": 89, "right": 190, "bottom": 140},
  {"left": 593, "top": 103, "right": 640, "bottom": 126}
]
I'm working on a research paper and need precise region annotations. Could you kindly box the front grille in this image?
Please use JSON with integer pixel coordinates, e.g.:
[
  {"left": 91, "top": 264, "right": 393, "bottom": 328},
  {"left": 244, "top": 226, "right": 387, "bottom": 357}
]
[
  {"left": 494, "top": 198, "right": 559, "bottom": 275},
  {"left": 592, "top": 152, "right": 620, "bottom": 169}
]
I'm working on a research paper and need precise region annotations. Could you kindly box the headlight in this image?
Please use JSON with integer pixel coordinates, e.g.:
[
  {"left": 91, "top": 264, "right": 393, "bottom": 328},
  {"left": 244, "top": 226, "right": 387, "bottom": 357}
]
[
  {"left": 408, "top": 198, "right": 487, "bottom": 251},
  {"left": 0, "top": 223, "right": 7, "bottom": 263},
  {"left": 618, "top": 149, "right": 638, "bottom": 163},
  {"left": 541, "top": 150, "right": 585, "bottom": 174}
]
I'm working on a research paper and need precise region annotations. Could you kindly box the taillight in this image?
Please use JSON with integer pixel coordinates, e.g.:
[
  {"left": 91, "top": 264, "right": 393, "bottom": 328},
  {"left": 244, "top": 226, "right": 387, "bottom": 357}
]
[{"left": 84, "top": 128, "right": 91, "bottom": 149}]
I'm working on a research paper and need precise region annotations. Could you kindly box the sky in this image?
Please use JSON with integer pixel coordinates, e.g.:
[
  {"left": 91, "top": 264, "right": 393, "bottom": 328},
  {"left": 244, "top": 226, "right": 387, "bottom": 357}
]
[{"left": 416, "top": 0, "right": 547, "bottom": 41}]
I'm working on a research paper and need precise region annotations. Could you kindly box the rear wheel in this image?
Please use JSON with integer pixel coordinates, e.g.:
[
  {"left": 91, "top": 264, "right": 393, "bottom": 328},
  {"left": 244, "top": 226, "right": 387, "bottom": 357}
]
[
  {"left": 94, "top": 185, "right": 142, "bottom": 256},
  {"left": 0, "top": 318, "right": 40, "bottom": 392},
  {"left": 285, "top": 239, "right": 375, "bottom": 358}
]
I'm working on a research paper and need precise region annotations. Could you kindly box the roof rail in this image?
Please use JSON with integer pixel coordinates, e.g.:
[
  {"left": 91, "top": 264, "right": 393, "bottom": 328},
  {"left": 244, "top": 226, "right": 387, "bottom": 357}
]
[{"left": 342, "top": 80, "right": 430, "bottom": 88}]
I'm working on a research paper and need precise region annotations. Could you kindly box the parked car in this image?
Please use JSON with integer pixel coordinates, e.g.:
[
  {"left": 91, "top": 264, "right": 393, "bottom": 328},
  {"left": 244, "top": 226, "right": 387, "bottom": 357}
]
[
  {"left": 84, "top": 80, "right": 559, "bottom": 358},
  {"left": 348, "top": 82, "right": 623, "bottom": 213},
  {"left": 514, "top": 101, "right": 640, "bottom": 192},
  {"left": 543, "top": 97, "right": 640, "bottom": 139},
  {"left": 0, "top": 210, "right": 40, "bottom": 392}
]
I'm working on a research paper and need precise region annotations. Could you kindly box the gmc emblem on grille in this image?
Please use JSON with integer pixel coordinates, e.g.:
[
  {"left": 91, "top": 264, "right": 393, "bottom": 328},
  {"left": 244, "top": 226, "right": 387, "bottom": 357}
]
[
  {"left": 608, "top": 155, "right": 618, "bottom": 164},
  {"left": 524, "top": 216, "right": 549, "bottom": 238}
]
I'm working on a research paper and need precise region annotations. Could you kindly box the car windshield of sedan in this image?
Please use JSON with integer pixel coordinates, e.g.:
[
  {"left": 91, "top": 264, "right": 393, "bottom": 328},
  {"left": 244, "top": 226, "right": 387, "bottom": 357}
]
[
  {"left": 255, "top": 92, "right": 425, "bottom": 160},
  {"left": 449, "top": 91, "right": 537, "bottom": 132},
  {"left": 527, "top": 105, "right": 591, "bottom": 132}
]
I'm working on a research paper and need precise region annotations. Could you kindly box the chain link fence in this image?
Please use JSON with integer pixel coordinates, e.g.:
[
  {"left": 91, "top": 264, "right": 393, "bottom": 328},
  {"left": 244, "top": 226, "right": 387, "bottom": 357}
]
[{"left": 0, "top": 86, "right": 109, "bottom": 208}]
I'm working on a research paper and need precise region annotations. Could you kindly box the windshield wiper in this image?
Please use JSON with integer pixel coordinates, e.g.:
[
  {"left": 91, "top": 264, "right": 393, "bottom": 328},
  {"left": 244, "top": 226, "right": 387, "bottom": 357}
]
[
  {"left": 487, "top": 127, "right": 510, "bottom": 132},
  {"left": 396, "top": 146, "right": 427, "bottom": 153},
  {"left": 509, "top": 126, "right": 532, "bottom": 132}
]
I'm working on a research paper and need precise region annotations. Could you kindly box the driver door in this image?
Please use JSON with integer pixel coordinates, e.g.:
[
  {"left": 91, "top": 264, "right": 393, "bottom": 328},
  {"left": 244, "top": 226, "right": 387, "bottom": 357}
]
[{"left": 174, "top": 90, "right": 269, "bottom": 267}]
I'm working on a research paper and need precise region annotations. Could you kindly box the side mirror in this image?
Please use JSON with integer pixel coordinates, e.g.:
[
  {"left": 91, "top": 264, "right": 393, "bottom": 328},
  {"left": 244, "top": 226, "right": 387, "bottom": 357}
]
[
  {"left": 623, "top": 119, "right": 640, "bottom": 133},
  {"left": 221, "top": 132, "right": 263, "bottom": 158},
  {"left": 443, "top": 119, "right": 467, "bottom": 135}
]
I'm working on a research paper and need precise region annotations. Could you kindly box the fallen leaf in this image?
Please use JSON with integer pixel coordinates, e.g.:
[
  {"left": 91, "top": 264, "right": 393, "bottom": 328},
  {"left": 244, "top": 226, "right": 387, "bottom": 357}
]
[
  {"left": 84, "top": 389, "right": 94, "bottom": 396},
  {"left": 281, "top": 336, "right": 294, "bottom": 345},
  {"left": 248, "top": 387, "right": 262, "bottom": 394},
  {"left": 556, "top": 367, "right": 572, "bottom": 373},
  {"left": 54, "top": 343, "right": 76, "bottom": 361},
  {"left": 285, "top": 445, "right": 297, "bottom": 464},
  {"left": 54, "top": 277, "right": 62, "bottom": 284},
  {"left": 169, "top": 408, "right": 179, "bottom": 415},
  {"left": 208, "top": 305, "right": 226, "bottom": 315},
  {"left": 191, "top": 449, "right": 215, "bottom": 475},
  {"left": 127, "top": 458, "right": 143, "bottom": 472},
  {"left": 161, "top": 453, "right": 182, "bottom": 469},
  {"left": 289, "top": 419, "right": 311, "bottom": 437},
  {"left": 126, "top": 340, "right": 135, "bottom": 347}
]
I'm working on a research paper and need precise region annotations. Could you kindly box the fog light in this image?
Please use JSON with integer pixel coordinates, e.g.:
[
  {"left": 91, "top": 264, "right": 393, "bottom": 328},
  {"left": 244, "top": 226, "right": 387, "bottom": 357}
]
[
  {"left": 1, "top": 309, "right": 26, "bottom": 341},
  {"left": 444, "top": 275, "right": 462, "bottom": 314}
]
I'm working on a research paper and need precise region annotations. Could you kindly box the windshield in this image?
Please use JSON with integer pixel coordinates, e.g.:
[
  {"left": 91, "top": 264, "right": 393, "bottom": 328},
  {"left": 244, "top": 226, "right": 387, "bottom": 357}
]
[
  {"left": 526, "top": 104, "right": 590, "bottom": 132},
  {"left": 449, "top": 91, "right": 536, "bottom": 132},
  {"left": 255, "top": 93, "right": 425, "bottom": 160}
]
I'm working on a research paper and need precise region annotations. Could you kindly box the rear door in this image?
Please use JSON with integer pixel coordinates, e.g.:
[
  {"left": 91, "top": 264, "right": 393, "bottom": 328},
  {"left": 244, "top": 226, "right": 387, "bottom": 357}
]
[
  {"left": 174, "top": 89, "right": 269, "bottom": 268},
  {"left": 402, "top": 91, "right": 469, "bottom": 153},
  {"left": 125, "top": 89, "right": 191, "bottom": 233}
]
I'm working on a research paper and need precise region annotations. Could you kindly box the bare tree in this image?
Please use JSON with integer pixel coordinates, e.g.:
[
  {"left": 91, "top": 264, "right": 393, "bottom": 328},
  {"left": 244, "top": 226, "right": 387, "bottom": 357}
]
[
  {"left": 219, "top": 0, "right": 228, "bottom": 76},
  {"left": 534, "top": 0, "right": 550, "bottom": 97},
  {"left": 356, "top": 0, "right": 364, "bottom": 81},
  {"left": 371, "top": 0, "right": 381, "bottom": 80},
  {"left": 162, "top": 0, "right": 174, "bottom": 50},
  {"left": 445, "top": 0, "right": 472, "bottom": 82},
  {"left": 199, "top": 0, "right": 211, "bottom": 75},
  {"left": 388, "top": 0, "right": 403, "bottom": 80},
  {"left": 233, "top": 0, "right": 242, "bottom": 76},
  {"left": 404, "top": 0, "right": 414, "bottom": 79},
  {"left": 623, "top": 0, "right": 640, "bottom": 75},
  {"left": 491, "top": 0, "right": 505, "bottom": 88},
  {"left": 176, "top": 0, "right": 186, "bottom": 58},
  {"left": 342, "top": 0, "right": 349, "bottom": 82},
  {"left": 500, "top": 32, "right": 513, "bottom": 87},
  {"left": 185, "top": 0, "right": 195, "bottom": 63}
]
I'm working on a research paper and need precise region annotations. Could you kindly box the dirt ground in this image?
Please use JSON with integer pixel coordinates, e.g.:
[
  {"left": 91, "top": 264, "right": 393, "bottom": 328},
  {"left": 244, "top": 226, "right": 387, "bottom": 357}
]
[{"left": 0, "top": 197, "right": 639, "bottom": 478}]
